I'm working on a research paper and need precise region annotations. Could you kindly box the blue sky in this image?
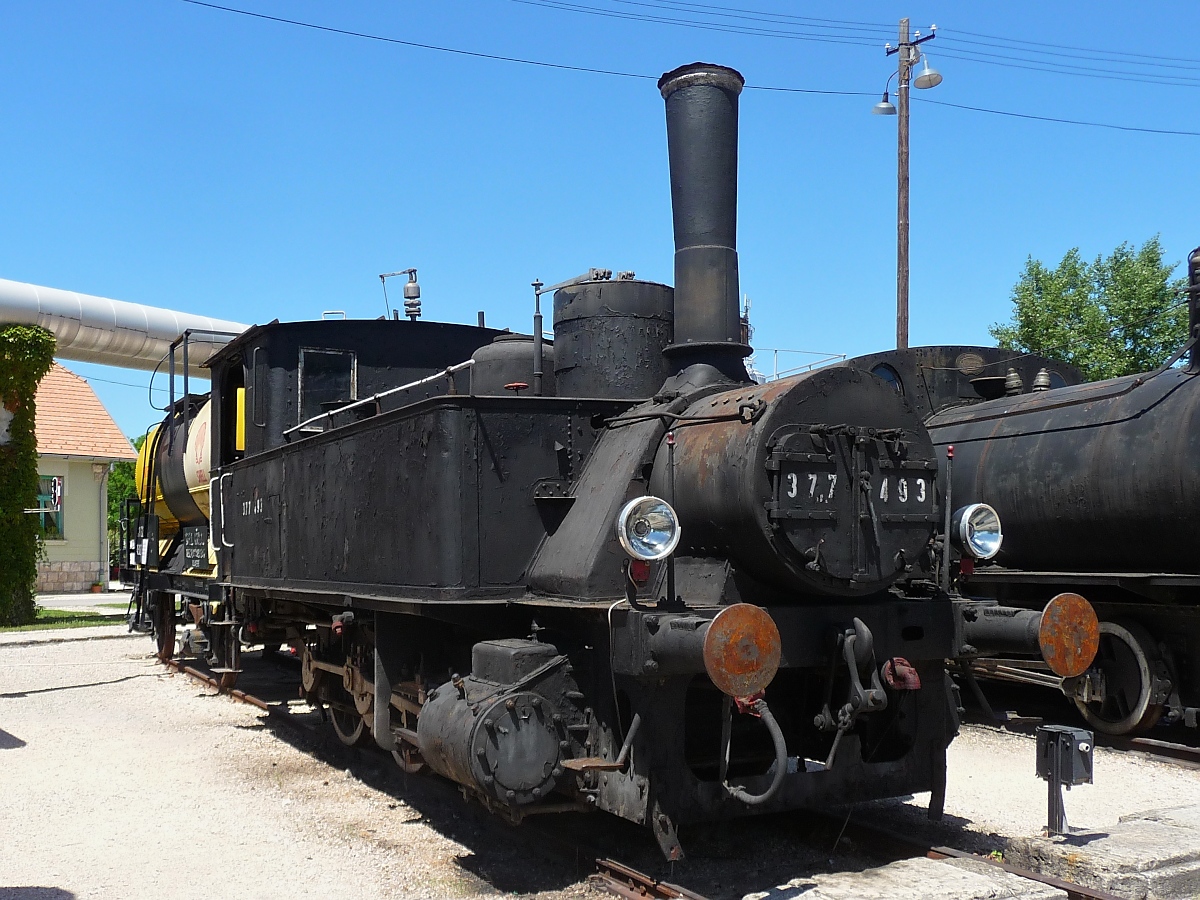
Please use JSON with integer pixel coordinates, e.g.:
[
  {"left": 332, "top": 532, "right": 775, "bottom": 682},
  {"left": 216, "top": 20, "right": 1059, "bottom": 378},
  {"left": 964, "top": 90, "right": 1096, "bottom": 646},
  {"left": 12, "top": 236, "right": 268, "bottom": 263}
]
[{"left": 2, "top": 1, "right": 1196, "bottom": 437}]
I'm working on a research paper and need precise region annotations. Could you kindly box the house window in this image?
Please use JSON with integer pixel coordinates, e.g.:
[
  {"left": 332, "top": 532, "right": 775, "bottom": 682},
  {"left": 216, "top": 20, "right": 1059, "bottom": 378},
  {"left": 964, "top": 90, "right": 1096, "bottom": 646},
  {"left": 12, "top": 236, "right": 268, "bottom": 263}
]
[{"left": 35, "top": 475, "right": 64, "bottom": 539}]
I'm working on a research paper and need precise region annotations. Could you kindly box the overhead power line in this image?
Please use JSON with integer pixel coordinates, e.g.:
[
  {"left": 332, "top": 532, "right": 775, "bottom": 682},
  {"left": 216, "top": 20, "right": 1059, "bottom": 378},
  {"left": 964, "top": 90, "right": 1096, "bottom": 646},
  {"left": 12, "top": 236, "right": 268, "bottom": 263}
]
[
  {"left": 940, "top": 27, "right": 1200, "bottom": 67},
  {"left": 511, "top": 0, "right": 883, "bottom": 48},
  {"left": 929, "top": 48, "right": 1200, "bottom": 89},
  {"left": 593, "top": 0, "right": 895, "bottom": 32},
  {"left": 181, "top": 0, "right": 657, "bottom": 81},
  {"left": 914, "top": 96, "right": 1200, "bottom": 138},
  {"left": 937, "top": 33, "right": 1200, "bottom": 72},
  {"left": 539, "top": 0, "right": 1200, "bottom": 69},
  {"left": 178, "top": 1, "right": 1200, "bottom": 137},
  {"left": 515, "top": 0, "right": 1200, "bottom": 85}
]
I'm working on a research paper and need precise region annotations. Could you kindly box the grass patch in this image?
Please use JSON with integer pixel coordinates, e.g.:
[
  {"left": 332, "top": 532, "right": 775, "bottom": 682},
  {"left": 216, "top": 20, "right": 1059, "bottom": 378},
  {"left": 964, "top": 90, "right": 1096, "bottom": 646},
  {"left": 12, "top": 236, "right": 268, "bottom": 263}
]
[
  {"left": 96, "top": 601, "right": 131, "bottom": 609},
  {"left": 0, "top": 607, "right": 123, "bottom": 633}
]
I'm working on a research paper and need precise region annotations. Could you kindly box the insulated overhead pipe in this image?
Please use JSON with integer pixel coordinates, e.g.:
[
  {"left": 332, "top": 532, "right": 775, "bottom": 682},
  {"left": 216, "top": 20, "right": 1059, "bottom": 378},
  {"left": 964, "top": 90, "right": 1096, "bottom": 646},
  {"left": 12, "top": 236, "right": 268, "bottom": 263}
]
[
  {"left": 0, "top": 277, "right": 248, "bottom": 378},
  {"left": 659, "top": 62, "right": 752, "bottom": 370}
]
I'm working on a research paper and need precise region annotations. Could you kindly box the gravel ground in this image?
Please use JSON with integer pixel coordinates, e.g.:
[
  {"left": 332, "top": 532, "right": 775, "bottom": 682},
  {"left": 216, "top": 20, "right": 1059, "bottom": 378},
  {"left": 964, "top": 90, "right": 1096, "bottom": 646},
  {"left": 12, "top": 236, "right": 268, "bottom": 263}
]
[
  {"left": 3, "top": 635, "right": 1198, "bottom": 900},
  {"left": 0, "top": 637, "right": 598, "bottom": 900},
  {"left": 859, "top": 720, "right": 1200, "bottom": 855}
]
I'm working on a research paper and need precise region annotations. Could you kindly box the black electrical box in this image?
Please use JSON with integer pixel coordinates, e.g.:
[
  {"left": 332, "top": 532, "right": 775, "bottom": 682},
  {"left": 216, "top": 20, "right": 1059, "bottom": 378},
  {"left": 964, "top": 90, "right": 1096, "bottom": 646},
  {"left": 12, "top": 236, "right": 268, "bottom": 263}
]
[
  {"left": 134, "top": 514, "right": 160, "bottom": 569},
  {"left": 1036, "top": 724, "right": 1093, "bottom": 786}
]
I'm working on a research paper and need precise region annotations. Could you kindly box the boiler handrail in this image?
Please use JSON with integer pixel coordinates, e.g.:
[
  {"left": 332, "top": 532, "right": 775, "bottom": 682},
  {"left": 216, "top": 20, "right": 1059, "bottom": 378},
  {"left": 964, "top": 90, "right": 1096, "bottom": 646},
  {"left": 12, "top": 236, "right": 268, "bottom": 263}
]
[{"left": 282, "top": 359, "right": 475, "bottom": 439}]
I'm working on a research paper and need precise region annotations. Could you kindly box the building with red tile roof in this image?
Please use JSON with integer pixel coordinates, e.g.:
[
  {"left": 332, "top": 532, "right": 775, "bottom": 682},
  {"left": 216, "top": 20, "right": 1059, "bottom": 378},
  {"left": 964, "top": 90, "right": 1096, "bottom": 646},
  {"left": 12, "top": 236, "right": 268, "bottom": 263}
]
[{"left": 33, "top": 363, "right": 136, "bottom": 592}]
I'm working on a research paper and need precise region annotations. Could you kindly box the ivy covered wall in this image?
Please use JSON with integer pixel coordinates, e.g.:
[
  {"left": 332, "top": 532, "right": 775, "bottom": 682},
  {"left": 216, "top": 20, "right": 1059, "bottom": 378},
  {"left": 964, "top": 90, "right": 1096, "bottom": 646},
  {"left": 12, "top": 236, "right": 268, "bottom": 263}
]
[{"left": 0, "top": 325, "right": 55, "bottom": 625}]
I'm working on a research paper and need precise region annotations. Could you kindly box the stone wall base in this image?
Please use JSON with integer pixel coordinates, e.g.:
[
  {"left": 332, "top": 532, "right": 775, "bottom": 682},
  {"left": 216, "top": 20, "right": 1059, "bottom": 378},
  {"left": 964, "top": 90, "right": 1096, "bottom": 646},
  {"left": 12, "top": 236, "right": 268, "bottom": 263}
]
[{"left": 37, "top": 560, "right": 102, "bottom": 594}]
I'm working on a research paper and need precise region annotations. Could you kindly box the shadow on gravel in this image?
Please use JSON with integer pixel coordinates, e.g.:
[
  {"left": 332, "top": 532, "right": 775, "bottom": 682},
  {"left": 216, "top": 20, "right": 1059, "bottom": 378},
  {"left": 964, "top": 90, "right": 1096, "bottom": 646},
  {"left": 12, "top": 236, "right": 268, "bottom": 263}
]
[
  {"left": 0, "top": 673, "right": 157, "bottom": 700},
  {"left": 0, "top": 729, "right": 26, "bottom": 749},
  {"left": 212, "top": 651, "right": 987, "bottom": 899},
  {"left": 0, "top": 889, "right": 76, "bottom": 899}
]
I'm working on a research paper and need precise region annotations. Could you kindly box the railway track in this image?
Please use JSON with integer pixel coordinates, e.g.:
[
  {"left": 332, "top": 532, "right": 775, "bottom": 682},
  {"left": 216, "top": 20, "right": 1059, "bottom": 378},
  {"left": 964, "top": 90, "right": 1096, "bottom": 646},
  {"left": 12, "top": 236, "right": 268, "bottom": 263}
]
[
  {"left": 161, "top": 652, "right": 1143, "bottom": 900},
  {"left": 592, "top": 859, "right": 708, "bottom": 900},
  {"left": 959, "top": 674, "right": 1200, "bottom": 770},
  {"left": 809, "top": 811, "right": 1127, "bottom": 900}
]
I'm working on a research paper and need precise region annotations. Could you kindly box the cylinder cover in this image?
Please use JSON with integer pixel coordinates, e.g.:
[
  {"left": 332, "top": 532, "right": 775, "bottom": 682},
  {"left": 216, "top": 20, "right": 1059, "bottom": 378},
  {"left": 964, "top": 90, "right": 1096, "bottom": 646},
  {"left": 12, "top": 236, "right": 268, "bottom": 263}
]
[{"left": 417, "top": 685, "right": 563, "bottom": 806}]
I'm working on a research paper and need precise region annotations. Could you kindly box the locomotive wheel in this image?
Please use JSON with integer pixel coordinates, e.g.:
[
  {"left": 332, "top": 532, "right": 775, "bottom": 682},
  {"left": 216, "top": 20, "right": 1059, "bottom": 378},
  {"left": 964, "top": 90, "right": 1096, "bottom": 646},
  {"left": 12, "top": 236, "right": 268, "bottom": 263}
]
[
  {"left": 1075, "top": 620, "right": 1165, "bottom": 736},
  {"left": 329, "top": 703, "right": 369, "bottom": 747},
  {"left": 300, "top": 645, "right": 321, "bottom": 694},
  {"left": 217, "top": 672, "right": 239, "bottom": 691},
  {"left": 154, "top": 594, "right": 176, "bottom": 662},
  {"left": 392, "top": 743, "right": 426, "bottom": 774},
  {"left": 348, "top": 665, "right": 374, "bottom": 717}
]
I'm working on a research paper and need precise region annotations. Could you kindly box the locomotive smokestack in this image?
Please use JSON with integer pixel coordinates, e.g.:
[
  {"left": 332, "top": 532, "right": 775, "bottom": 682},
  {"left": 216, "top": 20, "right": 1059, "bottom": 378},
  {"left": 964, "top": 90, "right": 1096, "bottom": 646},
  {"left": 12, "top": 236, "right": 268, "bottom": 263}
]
[
  {"left": 659, "top": 63, "right": 752, "bottom": 372},
  {"left": 1189, "top": 246, "right": 1200, "bottom": 372}
]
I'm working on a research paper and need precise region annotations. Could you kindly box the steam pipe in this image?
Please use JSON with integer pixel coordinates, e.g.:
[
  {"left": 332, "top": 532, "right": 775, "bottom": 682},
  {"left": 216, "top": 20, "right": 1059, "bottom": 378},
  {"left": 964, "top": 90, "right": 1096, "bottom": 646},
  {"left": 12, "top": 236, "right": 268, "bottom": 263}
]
[
  {"left": 658, "top": 63, "right": 751, "bottom": 369},
  {"left": 0, "top": 277, "right": 247, "bottom": 378}
]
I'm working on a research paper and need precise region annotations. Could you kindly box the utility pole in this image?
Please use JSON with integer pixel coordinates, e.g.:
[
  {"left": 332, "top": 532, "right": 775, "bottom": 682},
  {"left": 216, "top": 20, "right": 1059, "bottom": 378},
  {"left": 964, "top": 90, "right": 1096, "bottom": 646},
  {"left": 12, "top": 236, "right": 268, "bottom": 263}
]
[
  {"left": 885, "top": 19, "right": 938, "bottom": 350},
  {"left": 894, "top": 18, "right": 912, "bottom": 350}
]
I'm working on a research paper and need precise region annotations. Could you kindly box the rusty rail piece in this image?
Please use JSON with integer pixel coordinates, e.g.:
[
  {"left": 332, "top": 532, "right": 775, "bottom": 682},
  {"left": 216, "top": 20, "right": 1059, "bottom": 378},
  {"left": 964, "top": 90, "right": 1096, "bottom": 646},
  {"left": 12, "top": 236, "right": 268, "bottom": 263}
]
[
  {"left": 926, "top": 846, "right": 1125, "bottom": 900},
  {"left": 162, "top": 658, "right": 270, "bottom": 711},
  {"left": 821, "top": 813, "right": 1126, "bottom": 900},
  {"left": 962, "top": 705, "right": 1200, "bottom": 770},
  {"left": 592, "top": 859, "right": 709, "bottom": 900},
  {"left": 1121, "top": 735, "right": 1200, "bottom": 768}
]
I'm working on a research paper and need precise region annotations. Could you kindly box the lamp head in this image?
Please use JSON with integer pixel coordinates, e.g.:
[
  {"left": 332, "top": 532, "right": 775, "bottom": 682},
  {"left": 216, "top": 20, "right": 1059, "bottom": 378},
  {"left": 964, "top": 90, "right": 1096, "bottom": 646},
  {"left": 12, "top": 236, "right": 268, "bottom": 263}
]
[
  {"left": 914, "top": 57, "right": 943, "bottom": 89},
  {"left": 872, "top": 90, "right": 897, "bottom": 115}
]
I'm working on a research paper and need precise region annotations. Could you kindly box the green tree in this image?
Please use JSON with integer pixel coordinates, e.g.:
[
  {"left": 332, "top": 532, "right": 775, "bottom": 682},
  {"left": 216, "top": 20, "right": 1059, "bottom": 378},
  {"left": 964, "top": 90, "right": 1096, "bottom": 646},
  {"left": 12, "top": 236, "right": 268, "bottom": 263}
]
[
  {"left": 0, "top": 325, "right": 56, "bottom": 626},
  {"left": 107, "top": 433, "right": 145, "bottom": 569},
  {"left": 990, "top": 236, "right": 1189, "bottom": 382}
]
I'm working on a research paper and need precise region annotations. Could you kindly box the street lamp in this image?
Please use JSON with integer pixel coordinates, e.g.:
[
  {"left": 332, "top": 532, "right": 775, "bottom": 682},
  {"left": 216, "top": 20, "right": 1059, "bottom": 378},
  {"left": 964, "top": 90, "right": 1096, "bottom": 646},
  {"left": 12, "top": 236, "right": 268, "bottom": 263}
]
[
  {"left": 878, "top": 19, "right": 942, "bottom": 350},
  {"left": 873, "top": 72, "right": 898, "bottom": 116}
]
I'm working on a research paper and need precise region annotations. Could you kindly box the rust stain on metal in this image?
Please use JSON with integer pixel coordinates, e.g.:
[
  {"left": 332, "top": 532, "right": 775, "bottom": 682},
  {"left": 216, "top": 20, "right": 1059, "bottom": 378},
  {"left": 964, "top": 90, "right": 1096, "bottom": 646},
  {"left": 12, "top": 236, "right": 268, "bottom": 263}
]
[
  {"left": 702, "top": 603, "right": 781, "bottom": 698},
  {"left": 1039, "top": 592, "right": 1100, "bottom": 678}
]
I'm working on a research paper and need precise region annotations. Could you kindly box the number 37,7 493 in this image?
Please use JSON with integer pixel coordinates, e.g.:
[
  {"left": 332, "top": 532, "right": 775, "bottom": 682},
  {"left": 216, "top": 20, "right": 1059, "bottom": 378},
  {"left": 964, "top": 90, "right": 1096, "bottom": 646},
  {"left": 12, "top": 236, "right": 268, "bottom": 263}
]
[
  {"left": 785, "top": 472, "right": 927, "bottom": 505},
  {"left": 785, "top": 472, "right": 838, "bottom": 504}
]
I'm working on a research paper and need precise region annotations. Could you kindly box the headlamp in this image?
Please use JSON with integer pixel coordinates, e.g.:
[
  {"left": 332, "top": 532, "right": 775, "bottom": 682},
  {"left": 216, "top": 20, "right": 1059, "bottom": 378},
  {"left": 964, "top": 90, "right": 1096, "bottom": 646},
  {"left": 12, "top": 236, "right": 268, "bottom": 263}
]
[
  {"left": 951, "top": 503, "right": 1003, "bottom": 560},
  {"left": 615, "top": 496, "right": 681, "bottom": 561}
]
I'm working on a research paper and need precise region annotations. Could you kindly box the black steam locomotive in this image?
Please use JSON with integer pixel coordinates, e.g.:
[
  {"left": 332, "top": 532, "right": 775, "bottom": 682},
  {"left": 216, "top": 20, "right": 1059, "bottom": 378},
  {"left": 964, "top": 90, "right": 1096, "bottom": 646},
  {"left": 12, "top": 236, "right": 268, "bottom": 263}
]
[
  {"left": 124, "top": 63, "right": 1099, "bottom": 857},
  {"left": 848, "top": 256, "right": 1200, "bottom": 737}
]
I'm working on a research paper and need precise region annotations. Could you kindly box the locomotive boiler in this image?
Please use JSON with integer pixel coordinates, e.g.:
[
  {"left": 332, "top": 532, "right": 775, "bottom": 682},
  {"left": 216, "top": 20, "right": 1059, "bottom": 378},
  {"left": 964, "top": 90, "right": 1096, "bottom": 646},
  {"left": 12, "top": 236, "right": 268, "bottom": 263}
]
[{"left": 122, "top": 62, "right": 1100, "bottom": 856}]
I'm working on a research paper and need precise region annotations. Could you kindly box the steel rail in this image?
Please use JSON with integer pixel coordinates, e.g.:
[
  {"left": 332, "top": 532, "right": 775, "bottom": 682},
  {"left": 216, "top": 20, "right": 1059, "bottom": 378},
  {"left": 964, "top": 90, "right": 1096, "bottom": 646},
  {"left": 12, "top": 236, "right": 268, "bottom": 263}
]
[
  {"left": 1121, "top": 735, "right": 1200, "bottom": 768},
  {"left": 926, "top": 845, "right": 1126, "bottom": 900},
  {"left": 161, "top": 658, "right": 269, "bottom": 711},
  {"left": 814, "top": 811, "right": 1126, "bottom": 900},
  {"left": 962, "top": 713, "right": 1200, "bottom": 770},
  {"left": 592, "top": 859, "right": 709, "bottom": 900}
]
